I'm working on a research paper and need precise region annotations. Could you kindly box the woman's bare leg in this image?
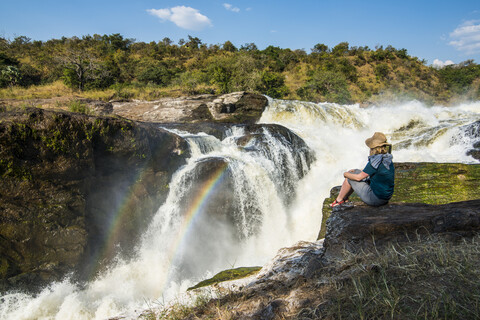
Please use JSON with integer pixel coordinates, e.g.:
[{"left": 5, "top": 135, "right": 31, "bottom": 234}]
[{"left": 336, "top": 178, "right": 354, "bottom": 202}]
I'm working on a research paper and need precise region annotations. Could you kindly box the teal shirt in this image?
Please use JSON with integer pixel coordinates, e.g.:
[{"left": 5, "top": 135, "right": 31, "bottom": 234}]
[{"left": 363, "top": 161, "right": 395, "bottom": 200}]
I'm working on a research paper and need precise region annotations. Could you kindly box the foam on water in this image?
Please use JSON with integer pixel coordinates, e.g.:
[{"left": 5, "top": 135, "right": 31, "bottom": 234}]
[{"left": 1, "top": 99, "right": 479, "bottom": 320}]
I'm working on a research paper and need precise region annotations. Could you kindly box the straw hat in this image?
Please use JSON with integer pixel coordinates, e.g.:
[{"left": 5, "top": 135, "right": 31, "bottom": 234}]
[{"left": 365, "top": 132, "right": 391, "bottom": 149}]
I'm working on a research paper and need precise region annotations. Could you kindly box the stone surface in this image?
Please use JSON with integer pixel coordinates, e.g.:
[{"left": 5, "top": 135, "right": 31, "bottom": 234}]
[
  {"left": 0, "top": 106, "right": 190, "bottom": 291},
  {"left": 111, "top": 92, "right": 268, "bottom": 123},
  {"left": 323, "top": 199, "right": 480, "bottom": 259},
  {"left": 318, "top": 162, "right": 480, "bottom": 239}
]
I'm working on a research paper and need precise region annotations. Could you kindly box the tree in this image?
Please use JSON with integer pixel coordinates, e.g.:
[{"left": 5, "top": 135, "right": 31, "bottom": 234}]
[
  {"left": 161, "top": 37, "right": 173, "bottom": 46},
  {"left": 240, "top": 43, "right": 258, "bottom": 52},
  {"left": 59, "top": 39, "right": 102, "bottom": 91},
  {"left": 312, "top": 43, "right": 328, "bottom": 53},
  {"left": 186, "top": 35, "right": 202, "bottom": 49},
  {"left": 101, "top": 33, "right": 134, "bottom": 52},
  {"left": 0, "top": 66, "right": 20, "bottom": 87},
  {"left": 375, "top": 63, "right": 390, "bottom": 80},
  {"left": 332, "top": 42, "right": 349, "bottom": 56},
  {"left": 137, "top": 61, "right": 173, "bottom": 86},
  {"left": 257, "top": 71, "right": 289, "bottom": 98},
  {"left": 297, "top": 70, "right": 351, "bottom": 104},
  {"left": 222, "top": 41, "right": 237, "bottom": 52}
]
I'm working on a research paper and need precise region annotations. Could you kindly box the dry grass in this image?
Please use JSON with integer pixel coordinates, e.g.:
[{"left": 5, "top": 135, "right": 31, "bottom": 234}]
[
  {"left": 317, "top": 235, "right": 480, "bottom": 319},
  {"left": 0, "top": 81, "right": 75, "bottom": 100},
  {"left": 0, "top": 82, "right": 216, "bottom": 103}
]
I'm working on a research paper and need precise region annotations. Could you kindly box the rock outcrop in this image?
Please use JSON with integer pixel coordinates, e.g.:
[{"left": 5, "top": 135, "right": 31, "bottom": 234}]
[
  {"left": 323, "top": 199, "right": 480, "bottom": 259},
  {"left": 0, "top": 106, "right": 190, "bottom": 291},
  {"left": 112, "top": 92, "right": 268, "bottom": 124},
  {"left": 318, "top": 162, "right": 480, "bottom": 238}
]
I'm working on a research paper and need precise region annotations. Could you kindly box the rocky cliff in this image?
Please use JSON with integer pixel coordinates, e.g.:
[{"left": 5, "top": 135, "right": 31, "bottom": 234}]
[
  {"left": 0, "top": 106, "right": 190, "bottom": 291},
  {"left": 180, "top": 199, "right": 480, "bottom": 320}
]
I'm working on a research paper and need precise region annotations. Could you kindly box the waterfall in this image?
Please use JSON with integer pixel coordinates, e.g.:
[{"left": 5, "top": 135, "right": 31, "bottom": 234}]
[{"left": 1, "top": 99, "right": 479, "bottom": 320}]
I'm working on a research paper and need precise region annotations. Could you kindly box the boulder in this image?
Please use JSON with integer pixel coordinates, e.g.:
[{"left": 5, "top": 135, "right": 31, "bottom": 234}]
[
  {"left": 111, "top": 92, "right": 268, "bottom": 124},
  {"left": 318, "top": 162, "right": 480, "bottom": 238},
  {"left": 0, "top": 107, "right": 190, "bottom": 291},
  {"left": 323, "top": 200, "right": 480, "bottom": 259}
]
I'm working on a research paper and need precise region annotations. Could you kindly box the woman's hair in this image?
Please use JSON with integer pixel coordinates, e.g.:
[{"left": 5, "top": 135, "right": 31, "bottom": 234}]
[{"left": 370, "top": 145, "right": 391, "bottom": 156}]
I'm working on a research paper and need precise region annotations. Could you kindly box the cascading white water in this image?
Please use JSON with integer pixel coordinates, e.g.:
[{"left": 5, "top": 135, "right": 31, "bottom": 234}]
[{"left": 1, "top": 99, "right": 479, "bottom": 320}]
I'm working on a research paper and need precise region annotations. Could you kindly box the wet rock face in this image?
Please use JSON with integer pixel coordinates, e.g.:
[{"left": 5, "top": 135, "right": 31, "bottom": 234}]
[
  {"left": 112, "top": 91, "right": 268, "bottom": 124},
  {"left": 237, "top": 123, "right": 316, "bottom": 205},
  {"left": 460, "top": 120, "right": 480, "bottom": 161},
  {"left": 0, "top": 107, "right": 189, "bottom": 291},
  {"left": 162, "top": 122, "right": 316, "bottom": 207}
]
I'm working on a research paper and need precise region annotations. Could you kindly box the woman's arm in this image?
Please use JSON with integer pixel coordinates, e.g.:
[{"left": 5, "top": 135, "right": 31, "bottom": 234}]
[{"left": 344, "top": 170, "right": 369, "bottom": 181}]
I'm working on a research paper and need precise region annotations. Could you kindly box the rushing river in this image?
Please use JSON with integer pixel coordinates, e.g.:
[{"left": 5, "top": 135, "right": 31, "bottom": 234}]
[{"left": 1, "top": 99, "right": 479, "bottom": 320}]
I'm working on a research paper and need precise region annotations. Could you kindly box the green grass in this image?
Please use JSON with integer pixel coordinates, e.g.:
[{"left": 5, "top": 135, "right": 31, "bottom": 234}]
[
  {"left": 67, "top": 100, "right": 92, "bottom": 114},
  {"left": 188, "top": 266, "right": 262, "bottom": 291}
]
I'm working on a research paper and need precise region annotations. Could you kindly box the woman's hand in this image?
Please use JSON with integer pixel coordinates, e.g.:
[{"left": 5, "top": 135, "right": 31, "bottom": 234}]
[{"left": 344, "top": 170, "right": 369, "bottom": 181}]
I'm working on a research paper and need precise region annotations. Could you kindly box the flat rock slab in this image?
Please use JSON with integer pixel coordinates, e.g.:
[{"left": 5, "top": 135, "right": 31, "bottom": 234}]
[
  {"left": 112, "top": 91, "right": 268, "bottom": 123},
  {"left": 323, "top": 199, "right": 480, "bottom": 258}
]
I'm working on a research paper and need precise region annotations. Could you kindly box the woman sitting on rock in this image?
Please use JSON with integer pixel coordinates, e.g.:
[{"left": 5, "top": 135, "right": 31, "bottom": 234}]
[{"left": 330, "top": 132, "right": 394, "bottom": 207}]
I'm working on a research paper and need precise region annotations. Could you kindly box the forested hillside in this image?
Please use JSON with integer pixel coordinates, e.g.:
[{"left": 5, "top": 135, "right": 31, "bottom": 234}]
[{"left": 1, "top": 34, "right": 479, "bottom": 104}]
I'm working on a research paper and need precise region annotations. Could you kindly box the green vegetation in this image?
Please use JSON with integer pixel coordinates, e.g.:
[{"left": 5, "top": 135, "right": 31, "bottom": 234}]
[
  {"left": 141, "top": 291, "right": 218, "bottom": 320},
  {"left": 188, "top": 266, "right": 262, "bottom": 291},
  {"left": 1, "top": 35, "right": 479, "bottom": 103},
  {"left": 67, "top": 100, "right": 92, "bottom": 114}
]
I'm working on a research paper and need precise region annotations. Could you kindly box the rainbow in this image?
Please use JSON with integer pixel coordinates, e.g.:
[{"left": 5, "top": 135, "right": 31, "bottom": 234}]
[
  {"left": 160, "top": 160, "right": 230, "bottom": 287},
  {"left": 83, "top": 156, "right": 231, "bottom": 295},
  {"left": 83, "top": 166, "right": 153, "bottom": 279}
]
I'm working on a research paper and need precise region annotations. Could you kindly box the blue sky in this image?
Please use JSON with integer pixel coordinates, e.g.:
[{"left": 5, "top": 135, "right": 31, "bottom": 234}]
[{"left": 1, "top": 0, "right": 480, "bottom": 66}]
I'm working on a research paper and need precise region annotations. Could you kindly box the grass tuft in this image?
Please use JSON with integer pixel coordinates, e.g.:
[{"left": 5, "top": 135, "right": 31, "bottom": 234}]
[{"left": 67, "top": 100, "right": 92, "bottom": 114}]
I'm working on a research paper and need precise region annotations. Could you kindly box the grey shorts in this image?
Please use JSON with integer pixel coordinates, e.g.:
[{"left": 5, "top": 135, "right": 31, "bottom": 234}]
[{"left": 348, "top": 169, "right": 389, "bottom": 207}]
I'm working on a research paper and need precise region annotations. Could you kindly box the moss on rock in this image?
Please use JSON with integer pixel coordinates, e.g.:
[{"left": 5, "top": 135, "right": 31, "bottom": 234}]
[{"left": 188, "top": 266, "right": 262, "bottom": 291}]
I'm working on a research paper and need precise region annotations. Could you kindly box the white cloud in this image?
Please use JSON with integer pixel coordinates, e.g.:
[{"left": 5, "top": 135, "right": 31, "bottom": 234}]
[
  {"left": 223, "top": 3, "right": 240, "bottom": 13},
  {"left": 147, "top": 6, "right": 212, "bottom": 30},
  {"left": 432, "top": 59, "right": 455, "bottom": 69},
  {"left": 448, "top": 20, "right": 480, "bottom": 54}
]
